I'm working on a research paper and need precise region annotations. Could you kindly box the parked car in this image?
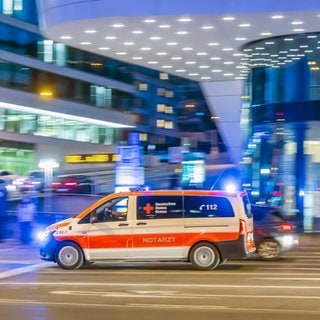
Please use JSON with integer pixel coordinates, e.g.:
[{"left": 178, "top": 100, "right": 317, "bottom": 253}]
[
  {"left": 15, "top": 169, "right": 60, "bottom": 192},
  {"left": 51, "top": 175, "right": 93, "bottom": 194},
  {"left": 0, "top": 170, "right": 19, "bottom": 191},
  {"left": 251, "top": 205, "right": 299, "bottom": 260},
  {"left": 15, "top": 170, "right": 46, "bottom": 192}
]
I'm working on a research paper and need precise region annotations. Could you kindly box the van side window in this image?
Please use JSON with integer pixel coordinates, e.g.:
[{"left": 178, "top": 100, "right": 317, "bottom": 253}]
[
  {"left": 184, "top": 196, "right": 234, "bottom": 218},
  {"left": 242, "top": 195, "right": 253, "bottom": 218},
  {"left": 79, "top": 197, "right": 128, "bottom": 224},
  {"left": 137, "top": 196, "right": 183, "bottom": 220}
]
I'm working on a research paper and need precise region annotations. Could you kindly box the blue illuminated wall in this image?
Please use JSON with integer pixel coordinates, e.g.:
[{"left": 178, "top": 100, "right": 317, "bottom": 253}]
[{"left": 242, "top": 35, "right": 320, "bottom": 232}]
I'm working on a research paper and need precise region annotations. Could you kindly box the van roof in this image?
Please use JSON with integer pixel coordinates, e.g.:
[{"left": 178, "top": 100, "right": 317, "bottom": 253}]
[{"left": 124, "top": 189, "right": 245, "bottom": 197}]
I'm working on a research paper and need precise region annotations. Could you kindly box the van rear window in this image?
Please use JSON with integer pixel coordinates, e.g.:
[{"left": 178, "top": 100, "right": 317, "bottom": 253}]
[{"left": 184, "top": 196, "right": 234, "bottom": 218}]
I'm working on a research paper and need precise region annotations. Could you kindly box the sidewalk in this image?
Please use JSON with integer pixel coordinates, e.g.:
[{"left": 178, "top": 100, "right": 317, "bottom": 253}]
[
  {"left": 0, "top": 238, "right": 39, "bottom": 256},
  {"left": 0, "top": 238, "right": 48, "bottom": 279}
]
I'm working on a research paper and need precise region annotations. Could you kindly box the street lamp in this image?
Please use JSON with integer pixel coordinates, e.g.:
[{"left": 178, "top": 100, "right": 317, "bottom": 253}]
[{"left": 39, "top": 159, "right": 59, "bottom": 213}]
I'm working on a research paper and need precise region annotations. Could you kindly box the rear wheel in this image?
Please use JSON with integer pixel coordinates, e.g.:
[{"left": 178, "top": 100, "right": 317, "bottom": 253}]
[
  {"left": 190, "top": 242, "right": 221, "bottom": 270},
  {"left": 257, "top": 239, "right": 281, "bottom": 260},
  {"left": 55, "top": 242, "right": 84, "bottom": 269}
]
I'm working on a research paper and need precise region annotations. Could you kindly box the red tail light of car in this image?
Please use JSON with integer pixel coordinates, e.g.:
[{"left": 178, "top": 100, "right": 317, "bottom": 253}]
[
  {"left": 51, "top": 182, "right": 61, "bottom": 187},
  {"left": 65, "top": 182, "right": 77, "bottom": 186},
  {"left": 280, "top": 223, "right": 293, "bottom": 232}
]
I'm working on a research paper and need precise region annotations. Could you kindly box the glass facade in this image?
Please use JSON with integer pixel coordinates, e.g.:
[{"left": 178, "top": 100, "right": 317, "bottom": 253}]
[
  {"left": 0, "top": 140, "right": 35, "bottom": 175},
  {"left": 1, "top": 0, "right": 38, "bottom": 24},
  {"left": 0, "top": 59, "right": 134, "bottom": 109},
  {"left": 0, "top": 106, "right": 117, "bottom": 144},
  {"left": 241, "top": 32, "right": 320, "bottom": 232}
]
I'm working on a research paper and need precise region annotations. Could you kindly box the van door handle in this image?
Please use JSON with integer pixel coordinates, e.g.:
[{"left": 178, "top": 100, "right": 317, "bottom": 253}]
[
  {"left": 119, "top": 223, "right": 129, "bottom": 226},
  {"left": 136, "top": 222, "right": 147, "bottom": 225}
]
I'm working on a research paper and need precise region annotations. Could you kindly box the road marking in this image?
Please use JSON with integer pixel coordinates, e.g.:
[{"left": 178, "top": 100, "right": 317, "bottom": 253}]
[
  {"left": 0, "top": 260, "right": 39, "bottom": 263},
  {"left": 254, "top": 277, "right": 320, "bottom": 281},
  {"left": 2, "top": 281, "right": 320, "bottom": 290},
  {"left": 0, "top": 262, "right": 51, "bottom": 280},
  {"left": 50, "top": 290, "right": 320, "bottom": 300},
  {"left": 51, "top": 290, "right": 178, "bottom": 298},
  {"left": 0, "top": 298, "right": 319, "bottom": 315}
]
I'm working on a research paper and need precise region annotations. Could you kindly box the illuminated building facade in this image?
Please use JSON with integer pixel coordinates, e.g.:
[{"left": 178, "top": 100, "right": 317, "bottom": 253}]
[
  {"left": 241, "top": 34, "right": 320, "bottom": 232},
  {"left": 0, "top": 0, "right": 218, "bottom": 175},
  {"left": 3, "top": 0, "right": 320, "bottom": 231}
]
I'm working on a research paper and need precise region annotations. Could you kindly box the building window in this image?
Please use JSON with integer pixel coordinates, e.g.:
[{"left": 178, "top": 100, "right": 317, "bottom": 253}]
[
  {"left": 2, "top": 0, "right": 22, "bottom": 14},
  {"left": 139, "top": 133, "right": 148, "bottom": 141},
  {"left": 157, "top": 88, "right": 166, "bottom": 96},
  {"left": 165, "top": 90, "right": 174, "bottom": 98},
  {"left": 90, "top": 86, "right": 112, "bottom": 108},
  {"left": 159, "top": 72, "right": 169, "bottom": 80},
  {"left": 157, "top": 88, "right": 174, "bottom": 98},
  {"left": 157, "top": 104, "right": 166, "bottom": 112},
  {"left": 157, "top": 119, "right": 165, "bottom": 128},
  {"left": 38, "top": 40, "right": 54, "bottom": 63},
  {"left": 164, "top": 121, "right": 174, "bottom": 129},
  {"left": 165, "top": 106, "right": 173, "bottom": 114},
  {"left": 139, "top": 83, "right": 148, "bottom": 91},
  {"left": 0, "top": 106, "right": 117, "bottom": 145},
  {"left": 157, "top": 119, "right": 174, "bottom": 129},
  {"left": 157, "top": 104, "right": 173, "bottom": 114}
]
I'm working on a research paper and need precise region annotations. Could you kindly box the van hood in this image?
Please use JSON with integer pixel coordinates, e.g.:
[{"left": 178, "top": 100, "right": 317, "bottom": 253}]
[{"left": 45, "top": 218, "right": 73, "bottom": 231}]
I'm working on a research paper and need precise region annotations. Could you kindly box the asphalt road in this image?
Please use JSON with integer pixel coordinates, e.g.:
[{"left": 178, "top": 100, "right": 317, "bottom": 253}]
[{"left": 0, "top": 238, "right": 320, "bottom": 320}]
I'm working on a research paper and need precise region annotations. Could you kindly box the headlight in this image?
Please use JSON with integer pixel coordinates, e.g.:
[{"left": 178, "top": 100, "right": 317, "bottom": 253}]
[{"left": 37, "top": 229, "right": 55, "bottom": 242}]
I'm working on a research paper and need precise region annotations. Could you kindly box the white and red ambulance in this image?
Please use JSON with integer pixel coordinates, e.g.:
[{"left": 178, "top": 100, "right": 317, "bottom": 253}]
[{"left": 39, "top": 189, "right": 255, "bottom": 270}]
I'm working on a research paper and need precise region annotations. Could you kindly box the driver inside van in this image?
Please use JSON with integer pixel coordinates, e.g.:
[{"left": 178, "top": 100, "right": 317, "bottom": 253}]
[
  {"left": 90, "top": 197, "right": 128, "bottom": 223},
  {"left": 91, "top": 207, "right": 127, "bottom": 222}
]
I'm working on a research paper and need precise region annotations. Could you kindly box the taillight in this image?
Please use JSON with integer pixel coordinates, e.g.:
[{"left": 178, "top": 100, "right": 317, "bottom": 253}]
[
  {"left": 65, "top": 182, "right": 77, "bottom": 186},
  {"left": 280, "top": 223, "right": 293, "bottom": 232},
  {"left": 240, "top": 219, "right": 255, "bottom": 252},
  {"left": 240, "top": 219, "right": 246, "bottom": 235}
]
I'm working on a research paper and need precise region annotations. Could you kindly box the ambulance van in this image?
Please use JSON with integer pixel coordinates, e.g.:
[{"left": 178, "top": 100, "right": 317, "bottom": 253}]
[{"left": 39, "top": 189, "right": 255, "bottom": 270}]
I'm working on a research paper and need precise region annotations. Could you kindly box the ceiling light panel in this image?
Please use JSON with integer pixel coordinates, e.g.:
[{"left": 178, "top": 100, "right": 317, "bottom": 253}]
[{"left": 50, "top": 11, "right": 320, "bottom": 82}]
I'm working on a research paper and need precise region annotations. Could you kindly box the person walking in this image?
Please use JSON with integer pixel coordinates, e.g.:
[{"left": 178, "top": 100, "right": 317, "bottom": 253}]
[
  {"left": 16, "top": 195, "right": 35, "bottom": 244},
  {"left": 0, "top": 179, "right": 8, "bottom": 242}
]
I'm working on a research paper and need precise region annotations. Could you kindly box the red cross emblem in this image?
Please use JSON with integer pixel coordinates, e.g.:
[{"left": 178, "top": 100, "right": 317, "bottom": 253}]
[{"left": 143, "top": 203, "right": 154, "bottom": 215}]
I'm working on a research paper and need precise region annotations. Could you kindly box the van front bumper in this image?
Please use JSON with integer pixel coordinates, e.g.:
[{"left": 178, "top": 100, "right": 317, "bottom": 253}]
[{"left": 38, "top": 230, "right": 57, "bottom": 262}]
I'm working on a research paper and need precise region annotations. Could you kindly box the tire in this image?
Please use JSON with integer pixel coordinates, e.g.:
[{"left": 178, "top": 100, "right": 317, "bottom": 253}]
[
  {"left": 55, "top": 242, "right": 84, "bottom": 269},
  {"left": 257, "top": 239, "right": 281, "bottom": 260},
  {"left": 189, "top": 242, "right": 221, "bottom": 270}
]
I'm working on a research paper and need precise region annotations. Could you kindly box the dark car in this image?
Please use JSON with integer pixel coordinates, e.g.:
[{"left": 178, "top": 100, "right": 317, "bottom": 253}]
[
  {"left": 16, "top": 170, "right": 60, "bottom": 192},
  {"left": 16, "top": 170, "right": 46, "bottom": 192},
  {"left": 251, "top": 205, "right": 299, "bottom": 260},
  {"left": 51, "top": 175, "right": 93, "bottom": 194}
]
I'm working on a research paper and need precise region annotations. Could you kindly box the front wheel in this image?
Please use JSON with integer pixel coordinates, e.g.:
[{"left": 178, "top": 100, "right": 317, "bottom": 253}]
[
  {"left": 55, "top": 242, "right": 84, "bottom": 269},
  {"left": 189, "top": 242, "right": 221, "bottom": 270}
]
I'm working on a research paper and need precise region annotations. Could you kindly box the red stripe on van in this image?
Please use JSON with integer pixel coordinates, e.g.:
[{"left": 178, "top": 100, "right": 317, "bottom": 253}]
[{"left": 55, "top": 231, "right": 240, "bottom": 249}]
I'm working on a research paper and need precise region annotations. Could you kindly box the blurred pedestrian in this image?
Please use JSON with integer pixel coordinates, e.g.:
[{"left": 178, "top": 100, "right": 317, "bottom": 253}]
[
  {"left": 16, "top": 195, "right": 35, "bottom": 244},
  {"left": 0, "top": 179, "right": 8, "bottom": 242}
]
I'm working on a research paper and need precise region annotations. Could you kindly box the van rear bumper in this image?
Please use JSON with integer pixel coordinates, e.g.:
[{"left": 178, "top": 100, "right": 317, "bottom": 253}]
[{"left": 216, "top": 236, "right": 255, "bottom": 260}]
